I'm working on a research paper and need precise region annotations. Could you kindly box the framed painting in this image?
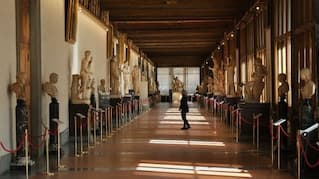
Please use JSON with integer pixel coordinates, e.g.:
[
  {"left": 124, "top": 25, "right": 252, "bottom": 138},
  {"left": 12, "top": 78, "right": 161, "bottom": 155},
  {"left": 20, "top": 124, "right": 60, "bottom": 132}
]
[{"left": 65, "top": 0, "right": 78, "bottom": 43}]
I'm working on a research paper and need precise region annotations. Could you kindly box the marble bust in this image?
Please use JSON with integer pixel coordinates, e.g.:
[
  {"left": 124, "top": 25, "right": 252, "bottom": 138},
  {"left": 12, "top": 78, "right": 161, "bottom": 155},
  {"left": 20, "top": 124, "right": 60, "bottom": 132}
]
[
  {"left": 278, "top": 73, "right": 289, "bottom": 98},
  {"left": 42, "top": 73, "right": 58, "bottom": 98},
  {"left": 300, "top": 68, "right": 316, "bottom": 99},
  {"left": 9, "top": 72, "right": 27, "bottom": 100},
  {"left": 98, "top": 79, "right": 107, "bottom": 94}
]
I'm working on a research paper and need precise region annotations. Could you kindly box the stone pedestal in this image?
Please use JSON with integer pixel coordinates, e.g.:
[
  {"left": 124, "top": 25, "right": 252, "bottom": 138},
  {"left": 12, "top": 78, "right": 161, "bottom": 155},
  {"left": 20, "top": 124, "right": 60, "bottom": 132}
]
[
  {"left": 11, "top": 99, "right": 35, "bottom": 168},
  {"left": 15, "top": 99, "right": 28, "bottom": 158},
  {"left": 98, "top": 94, "right": 110, "bottom": 109},
  {"left": 172, "top": 92, "right": 182, "bottom": 105},
  {"left": 69, "top": 103, "right": 90, "bottom": 136},
  {"left": 49, "top": 97, "right": 59, "bottom": 152},
  {"left": 301, "top": 99, "right": 314, "bottom": 130}
]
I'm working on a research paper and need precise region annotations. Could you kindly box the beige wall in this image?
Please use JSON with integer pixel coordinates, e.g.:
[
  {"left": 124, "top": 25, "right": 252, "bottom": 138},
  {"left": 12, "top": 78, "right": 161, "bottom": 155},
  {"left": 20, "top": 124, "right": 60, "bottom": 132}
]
[
  {"left": 0, "top": 1, "right": 17, "bottom": 157},
  {"left": 75, "top": 11, "right": 108, "bottom": 89},
  {"left": 41, "top": 0, "right": 73, "bottom": 132},
  {"left": 41, "top": 0, "right": 109, "bottom": 132},
  {"left": 0, "top": 0, "right": 110, "bottom": 158}
]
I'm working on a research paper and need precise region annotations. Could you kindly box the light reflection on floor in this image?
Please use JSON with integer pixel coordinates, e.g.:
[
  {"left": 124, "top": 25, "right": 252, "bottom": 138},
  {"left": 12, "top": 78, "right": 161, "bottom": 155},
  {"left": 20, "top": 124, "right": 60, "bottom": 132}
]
[
  {"left": 159, "top": 121, "right": 210, "bottom": 125},
  {"left": 149, "top": 139, "right": 225, "bottom": 146},
  {"left": 135, "top": 162, "right": 252, "bottom": 178},
  {"left": 163, "top": 115, "right": 206, "bottom": 120}
]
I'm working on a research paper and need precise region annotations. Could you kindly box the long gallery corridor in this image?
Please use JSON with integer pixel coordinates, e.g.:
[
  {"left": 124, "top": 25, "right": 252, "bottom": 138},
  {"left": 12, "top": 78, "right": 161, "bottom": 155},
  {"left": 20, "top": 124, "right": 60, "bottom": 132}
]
[{"left": 28, "top": 103, "right": 293, "bottom": 179}]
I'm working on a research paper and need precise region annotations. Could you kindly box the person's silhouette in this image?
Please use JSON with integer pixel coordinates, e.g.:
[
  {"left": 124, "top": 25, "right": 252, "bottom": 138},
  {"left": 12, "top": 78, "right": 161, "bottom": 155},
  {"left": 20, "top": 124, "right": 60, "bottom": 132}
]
[{"left": 179, "top": 90, "right": 190, "bottom": 130}]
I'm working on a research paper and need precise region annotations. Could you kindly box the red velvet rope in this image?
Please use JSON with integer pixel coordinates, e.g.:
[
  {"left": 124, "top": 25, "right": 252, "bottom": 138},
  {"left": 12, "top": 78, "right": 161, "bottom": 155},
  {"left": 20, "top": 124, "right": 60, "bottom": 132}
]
[
  {"left": 279, "top": 125, "right": 290, "bottom": 138},
  {"left": 240, "top": 116, "right": 253, "bottom": 125},
  {"left": 0, "top": 134, "right": 25, "bottom": 153},
  {"left": 304, "top": 137, "right": 319, "bottom": 152},
  {"left": 299, "top": 135, "right": 319, "bottom": 168},
  {"left": 29, "top": 134, "right": 47, "bottom": 150}
]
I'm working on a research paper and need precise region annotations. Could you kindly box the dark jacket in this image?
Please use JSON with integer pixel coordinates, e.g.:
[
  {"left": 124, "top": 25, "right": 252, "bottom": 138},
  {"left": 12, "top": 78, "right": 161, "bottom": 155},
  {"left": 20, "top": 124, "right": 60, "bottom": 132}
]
[{"left": 179, "top": 96, "right": 189, "bottom": 113}]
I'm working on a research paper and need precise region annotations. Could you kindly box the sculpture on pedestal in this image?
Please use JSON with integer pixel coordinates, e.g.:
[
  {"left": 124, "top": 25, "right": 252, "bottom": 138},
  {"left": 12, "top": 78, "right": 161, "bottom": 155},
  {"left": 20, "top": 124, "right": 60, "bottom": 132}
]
[
  {"left": 212, "top": 59, "right": 225, "bottom": 96},
  {"left": 122, "top": 61, "right": 132, "bottom": 95},
  {"left": 132, "top": 65, "right": 139, "bottom": 95},
  {"left": 226, "top": 60, "right": 236, "bottom": 97},
  {"left": 42, "top": 73, "right": 60, "bottom": 151},
  {"left": 71, "top": 50, "right": 94, "bottom": 104},
  {"left": 110, "top": 56, "right": 120, "bottom": 96},
  {"left": 244, "top": 58, "right": 267, "bottom": 102},
  {"left": 9, "top": 72, "right": 29, "bottom": 161},
  {"left": 172, "top": 76, "right": 183, "bottom": 93},
  {"left": 80, "top": 50, "right": 94, "bottom": 99},
  {"left": 172, "top": 76, "right": 183, "bottom": 104},
  {"left": 300, "top": 68, "right": 316, "bottom": 129}
]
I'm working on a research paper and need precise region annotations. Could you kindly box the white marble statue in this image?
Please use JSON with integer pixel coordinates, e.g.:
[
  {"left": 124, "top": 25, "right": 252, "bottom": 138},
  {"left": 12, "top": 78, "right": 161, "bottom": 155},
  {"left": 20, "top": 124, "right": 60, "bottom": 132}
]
[
  {"left": 172, "top": 76, "right": 183, "bottom": 92},
  {"left": 122, "top": 61, "right": 132, "bottom": 95},
  {"left": 132, "top": 65, "right": 140, "bottom": 94},
  {"left": 110, "top": 56, "right": 120, "bottom": 95},
  {"left": 300, "top": 68, "right": 316, "bottom": 99},
  {"left": 79, "top": 50, "right": 94, "bottom": 100},
  {"left": 226, "top": 60, "right": 236, "bottom": 97}
]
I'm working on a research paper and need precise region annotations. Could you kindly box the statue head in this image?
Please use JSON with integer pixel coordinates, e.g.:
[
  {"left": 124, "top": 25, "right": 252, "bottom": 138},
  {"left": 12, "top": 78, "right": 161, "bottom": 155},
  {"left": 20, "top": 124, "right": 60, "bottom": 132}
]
[
  {"left": 100, "top": 79, "right": 105, "bottom": 85},
  {"left": 300, "top": 68, "right": 311, "bottom": 82},
  {"left": 84, "top": 50, "right": 91, "bottom": 57},
  {"left": 278, "top": 73, "right": 287, "bottom": 82},
  {"left": 49, "top": 73, "right": 58, "bottom": 84},
  {"left": 255, "top": 58, "right": 262, "bottom": 66}
]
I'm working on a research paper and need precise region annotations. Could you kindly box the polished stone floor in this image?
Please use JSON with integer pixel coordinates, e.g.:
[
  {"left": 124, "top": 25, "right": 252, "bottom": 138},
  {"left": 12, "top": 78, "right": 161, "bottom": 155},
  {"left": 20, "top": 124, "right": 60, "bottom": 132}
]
[{"left": 2, "top": 103, "right": 297, "bottom": 179}]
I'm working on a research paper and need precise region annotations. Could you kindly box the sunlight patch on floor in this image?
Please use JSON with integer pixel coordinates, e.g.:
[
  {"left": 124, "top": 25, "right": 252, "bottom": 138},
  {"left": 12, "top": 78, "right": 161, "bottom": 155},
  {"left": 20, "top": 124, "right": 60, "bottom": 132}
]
[
  {"left": 149, "top": 139, "right": 225, "bottom": 147},
  {"left": 135, "top": 162, "right": 252, "bottom": 178}
]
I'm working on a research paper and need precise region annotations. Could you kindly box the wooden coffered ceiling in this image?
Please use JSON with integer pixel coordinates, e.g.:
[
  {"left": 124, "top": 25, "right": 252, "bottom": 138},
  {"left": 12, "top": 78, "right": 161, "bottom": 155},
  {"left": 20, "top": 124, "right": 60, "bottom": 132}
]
[{"left": 101, "top": 0, "right": 252, "bottom": 67}]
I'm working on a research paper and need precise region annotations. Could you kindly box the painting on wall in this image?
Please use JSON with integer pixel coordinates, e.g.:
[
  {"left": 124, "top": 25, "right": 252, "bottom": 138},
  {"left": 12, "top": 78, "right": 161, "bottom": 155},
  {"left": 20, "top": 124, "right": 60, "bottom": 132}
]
[{"left": 65, "top": 0, "right": 78, "bottom": 43}]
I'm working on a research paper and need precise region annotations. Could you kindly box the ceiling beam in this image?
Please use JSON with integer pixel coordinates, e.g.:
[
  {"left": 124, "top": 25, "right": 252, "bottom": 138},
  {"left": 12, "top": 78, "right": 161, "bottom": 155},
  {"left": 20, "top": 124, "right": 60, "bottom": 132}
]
[{"left": 112, "top": 18, "right": 233, "bottom": 25}]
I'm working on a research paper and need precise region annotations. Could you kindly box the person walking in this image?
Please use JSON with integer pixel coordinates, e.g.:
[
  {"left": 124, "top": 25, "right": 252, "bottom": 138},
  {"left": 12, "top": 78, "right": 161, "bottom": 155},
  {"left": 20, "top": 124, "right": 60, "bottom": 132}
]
[{"left": 179, "top": 90, "right": 191, "bottom": 130}]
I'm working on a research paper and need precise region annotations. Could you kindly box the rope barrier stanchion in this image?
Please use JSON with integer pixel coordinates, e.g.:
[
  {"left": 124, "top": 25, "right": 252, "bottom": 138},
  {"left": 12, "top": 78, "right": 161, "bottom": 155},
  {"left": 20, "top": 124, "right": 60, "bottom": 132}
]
[
  {"left": 100, "top": 109, "right": 105, "bottom": 142},
  {"left": 93, "top": 109, "right": 97, "bottom": 146},
  {"left": 297, "top": 130, "right": 302, "bottom": 179},
  {"left": 52, "top": 118, "right": 64, "bottom": 169},
  {"left": 273, "top": 118, "right": 287, "bottom": 169},
  {"left": 75, "top": 113, "right": 86, "bottom": 156},
  {"left": 87, "top": 107, "right": 92, "bottom": 150},
  {"left": 110, "top": 107, "right": 113, "bottom": 136},
  {"left": 104, "top": 107, "right": 109, "bottom": 140},
  {"left": 253, "top": 113, "right": 262, "bottom": 150},
  {"left": 231, "top": 108, "right": 239, "bottom": 136},
  {"left": 297, "top": 123, "right": 319, "bottom": 179},
  {"left": 25, "top": 129, "right": 29, "bottom": 179},
  {"left": 270, "top": 117, "right": 274, "bottom": 166},
  {"left": 236, "top": 110, "right": 240, "bottom": 143},
  {"left": 44, "top": 129, "right": 54, "bottom": 176}
]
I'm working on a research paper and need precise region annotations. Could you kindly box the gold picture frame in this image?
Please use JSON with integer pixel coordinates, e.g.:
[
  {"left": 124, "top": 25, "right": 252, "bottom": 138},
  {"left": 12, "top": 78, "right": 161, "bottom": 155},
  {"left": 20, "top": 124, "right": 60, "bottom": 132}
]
[{"left": 65, "top": 0, "right": 78, "bottom": 43}]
